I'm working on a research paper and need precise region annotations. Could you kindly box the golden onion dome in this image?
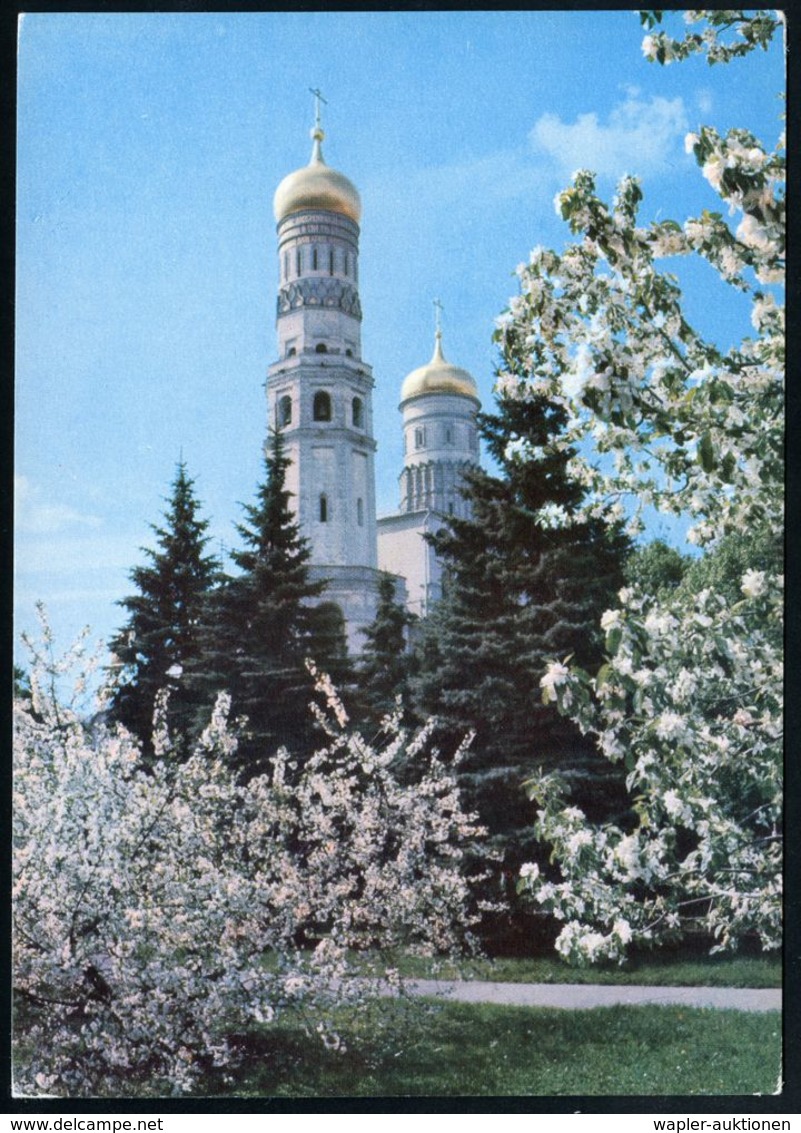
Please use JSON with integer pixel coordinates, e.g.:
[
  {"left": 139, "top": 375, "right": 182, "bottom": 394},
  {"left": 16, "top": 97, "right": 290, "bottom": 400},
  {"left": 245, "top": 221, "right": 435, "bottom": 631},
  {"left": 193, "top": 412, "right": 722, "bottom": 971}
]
[
  {"left": 273, "top": 126, "right": 361, "bottom": 224},
  {"left": 400, "top": 332, "right": 480, "bottom": 404}
]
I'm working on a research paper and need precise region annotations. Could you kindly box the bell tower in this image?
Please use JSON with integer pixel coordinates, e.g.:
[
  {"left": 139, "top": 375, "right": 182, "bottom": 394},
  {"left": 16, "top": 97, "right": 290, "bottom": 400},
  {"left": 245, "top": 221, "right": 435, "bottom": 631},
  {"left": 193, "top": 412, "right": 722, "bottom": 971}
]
[
  {"left": 377, "top": 303, "right": 481, "bottom": 617},
  {"left": 267, "top": 93, "right": 385, "bottom": 650}
]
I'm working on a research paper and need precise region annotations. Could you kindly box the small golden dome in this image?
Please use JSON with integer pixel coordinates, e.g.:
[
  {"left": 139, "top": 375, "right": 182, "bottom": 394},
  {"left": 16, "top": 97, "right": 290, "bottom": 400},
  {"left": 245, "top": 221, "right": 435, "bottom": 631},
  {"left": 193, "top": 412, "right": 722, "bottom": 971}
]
[
  {"left": 400, "top": 332, "right": 479, "bottom": 404},
  {"left": 273, "top": 128, "right": 361, "bottom": 224}
]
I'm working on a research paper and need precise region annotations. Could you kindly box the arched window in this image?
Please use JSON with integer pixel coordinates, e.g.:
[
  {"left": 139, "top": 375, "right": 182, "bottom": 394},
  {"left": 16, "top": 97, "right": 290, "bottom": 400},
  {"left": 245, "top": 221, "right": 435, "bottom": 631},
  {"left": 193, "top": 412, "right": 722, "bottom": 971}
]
[
  {"left": 345, "top": 348, "right": 353, "bottom": 358},
  {"left": 319, "top": 494, "right": 328, "bottom": 522},
  {"left": 352, "top": 397, "right": 363, "bottom": 428},
  {"left": 315, "top": 343, "right": 328, "bottom": 354},
  {"left": 329, "top": 249, "right": 335, "bottom": 275},
  {"left": 415, "top": 426, "right": 425, "bottom": 449},
  {"left": 445, "top": 426, "right": 453, "bottom": 445},
  {"left": 344, "top": 253, "right": 349, "bottom": 277},
  {"left": 286, "top": 345, "right": 296, "bottom": 358},
  {"left": 312, "top": 247, "right": 318, "bottom": 270},
  {"left": 357, "top": 497, "right": 364, "bottom": 527},
  {"left": 284, "top": 252, "right": 289, "bottom": 280},
  {"left": 278, "top": 395, "right": 292, "bottom": 427},
  {"left": 313, "top": 391, "right": 332, "bottom": 421},
  {"left": 296, "top": 248, "right": 302, "bottom": 275}
]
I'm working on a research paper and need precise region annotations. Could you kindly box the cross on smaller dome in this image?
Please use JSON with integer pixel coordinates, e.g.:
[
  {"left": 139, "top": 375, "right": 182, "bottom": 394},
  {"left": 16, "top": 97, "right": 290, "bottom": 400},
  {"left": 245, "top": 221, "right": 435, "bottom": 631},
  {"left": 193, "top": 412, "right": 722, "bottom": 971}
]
[{"left": 400, "top": 319, "right": 479, "bottom": 404}]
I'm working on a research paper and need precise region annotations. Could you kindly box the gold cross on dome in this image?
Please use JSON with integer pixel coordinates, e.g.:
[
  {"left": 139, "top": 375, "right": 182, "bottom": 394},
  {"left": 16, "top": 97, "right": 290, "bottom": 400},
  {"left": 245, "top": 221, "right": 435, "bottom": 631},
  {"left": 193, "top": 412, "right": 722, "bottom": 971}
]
[{"left": 309, "top": 87, "right": 327, "bottom": 131}]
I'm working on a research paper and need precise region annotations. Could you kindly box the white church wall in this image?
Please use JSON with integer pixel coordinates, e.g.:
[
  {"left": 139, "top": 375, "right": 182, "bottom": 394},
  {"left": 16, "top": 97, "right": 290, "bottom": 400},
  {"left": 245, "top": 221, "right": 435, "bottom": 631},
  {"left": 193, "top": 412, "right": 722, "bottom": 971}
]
[{"left": 377, "top": 512, "right": 441, "bottom": 618}]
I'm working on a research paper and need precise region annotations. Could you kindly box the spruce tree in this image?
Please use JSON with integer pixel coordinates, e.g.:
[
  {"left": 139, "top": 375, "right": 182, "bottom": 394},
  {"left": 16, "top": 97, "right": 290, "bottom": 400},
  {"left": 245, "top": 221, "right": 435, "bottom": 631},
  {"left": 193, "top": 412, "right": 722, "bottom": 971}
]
[
  {"left": 108, "top": 462, "right": 220, "bottom": 758},
  {"left": 190, "top": 429, "right": 345, "bottom": 777},
  {"left": 413, "top": 392, "right": 631, "bottom": 938},
  {"left": 307, "top": 599, "right": 354, "bottom": 695},
  {"left": 355, "top": 572, "right": 417, "bottom": 740}
]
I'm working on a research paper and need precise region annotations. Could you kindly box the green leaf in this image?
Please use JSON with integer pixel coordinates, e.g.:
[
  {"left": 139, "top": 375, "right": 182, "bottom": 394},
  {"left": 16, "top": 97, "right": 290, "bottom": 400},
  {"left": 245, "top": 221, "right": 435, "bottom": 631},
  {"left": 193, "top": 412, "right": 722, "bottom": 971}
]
[
  {"left": 720, "top": 451, "right": 737, "bottom": 483},
  {"left": 595, "top": 662, "right": 613, "bottom": 690},
  {"left": 605, "top": 626, "right": 623, "bottom": 655},
  {"left": 713, "top": 634, "right": 732, "bottom": 658},
  {"left": 698, "top": 432, "right": 717, "bottom": 473},
  {"left": 639, "top": 10, "right": 664, "bottom": 30}
]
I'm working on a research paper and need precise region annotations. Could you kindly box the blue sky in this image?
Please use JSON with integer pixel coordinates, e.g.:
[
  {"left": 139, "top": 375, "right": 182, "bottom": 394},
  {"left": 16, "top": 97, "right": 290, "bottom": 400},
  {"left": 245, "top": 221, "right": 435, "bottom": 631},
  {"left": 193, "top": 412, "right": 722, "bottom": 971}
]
[{"left": 15, "top": 10, "right": 785, "bottom": 664}]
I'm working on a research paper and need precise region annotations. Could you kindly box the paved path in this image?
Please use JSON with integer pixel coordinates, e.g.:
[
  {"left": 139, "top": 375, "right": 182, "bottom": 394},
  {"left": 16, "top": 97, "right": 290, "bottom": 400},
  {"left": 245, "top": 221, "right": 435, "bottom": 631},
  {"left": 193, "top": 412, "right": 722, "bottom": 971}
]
[{"left": 402, "top": 979, "right": 781, "bottom": 1013}]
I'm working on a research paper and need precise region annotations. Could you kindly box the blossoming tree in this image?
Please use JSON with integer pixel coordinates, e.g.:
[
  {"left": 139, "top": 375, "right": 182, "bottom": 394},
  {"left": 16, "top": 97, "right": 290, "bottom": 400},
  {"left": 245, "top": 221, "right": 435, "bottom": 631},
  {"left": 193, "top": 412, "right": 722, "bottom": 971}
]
[
  {"left": 515, "top": 10, "right": 784, "bottom": 963},
  {"left": 14, "top": 611, "right": 483, "bottom": 1097}
]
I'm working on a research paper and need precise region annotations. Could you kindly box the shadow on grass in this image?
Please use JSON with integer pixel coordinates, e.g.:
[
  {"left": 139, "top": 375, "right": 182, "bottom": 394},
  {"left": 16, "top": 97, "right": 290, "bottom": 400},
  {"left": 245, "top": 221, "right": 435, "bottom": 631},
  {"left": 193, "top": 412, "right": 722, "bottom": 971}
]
[{"left": 208, "top": 999, "right": 781, "bottom": 1098}]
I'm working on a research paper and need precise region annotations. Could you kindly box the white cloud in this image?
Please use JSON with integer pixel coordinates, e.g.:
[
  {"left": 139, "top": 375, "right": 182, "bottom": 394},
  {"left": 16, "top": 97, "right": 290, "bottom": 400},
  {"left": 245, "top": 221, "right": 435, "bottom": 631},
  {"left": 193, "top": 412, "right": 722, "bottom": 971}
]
[
  {"left": 15, "top": 475, "right": 103, "bottom": 534},
  {"left": 529, "top": 94, "right": 689, "bottom": 180},
  {"left": 366, "top": 145, "right": 550, "bottom": 218}
]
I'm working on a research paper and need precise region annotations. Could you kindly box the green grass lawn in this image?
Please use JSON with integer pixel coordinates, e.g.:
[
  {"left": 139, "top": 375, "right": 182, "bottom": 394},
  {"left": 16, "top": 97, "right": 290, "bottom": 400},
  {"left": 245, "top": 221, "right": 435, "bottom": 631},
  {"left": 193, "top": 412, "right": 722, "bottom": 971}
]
[
  {"left": 215, "top": 1000, "right": 781, "bottom": 1097},
  {"left": 353, "top": 949, "right": 782, "bottom": 988}
]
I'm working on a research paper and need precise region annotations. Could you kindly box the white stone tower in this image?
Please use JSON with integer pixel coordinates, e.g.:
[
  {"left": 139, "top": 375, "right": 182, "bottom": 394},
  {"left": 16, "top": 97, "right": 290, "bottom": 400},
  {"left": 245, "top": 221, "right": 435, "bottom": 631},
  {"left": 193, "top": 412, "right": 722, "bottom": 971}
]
[
  {"left": 377, "top": 307, "right": 481, "bottom": 617},
  {"left": 267, "top": 94, "right": 386, "bottom": 650}
]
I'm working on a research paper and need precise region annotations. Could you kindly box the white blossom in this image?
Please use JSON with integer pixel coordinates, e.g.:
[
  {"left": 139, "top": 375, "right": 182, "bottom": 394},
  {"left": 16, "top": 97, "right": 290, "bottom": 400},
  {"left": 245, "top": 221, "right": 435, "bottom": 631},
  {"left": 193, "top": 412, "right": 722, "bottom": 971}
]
[
  {"left": 736, "top": 213, "right": 771, "bottom": 251},
  {"left": 508, "top": 10, "right": 783, "bottom": 966},
  {"left": 654, "top": 712, "right": 687, "bottom": 741},
  {"left": 702, "top": 153, "right": 727, "bottom": 190},
  {"left": 741, "top": 569, "right": 767, "bottom": 598},
  {"left": 613, "top": 918, "right": 633, "bottom": 944},
  {"left": 600, "top": 609, "right": 623, "bottom": 632},
  {"left": 13, "top": 620, "right": 484, "bottom": 1097},
  {"left": 540, "top": 661, "right": 570, "bottom": 698}
]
